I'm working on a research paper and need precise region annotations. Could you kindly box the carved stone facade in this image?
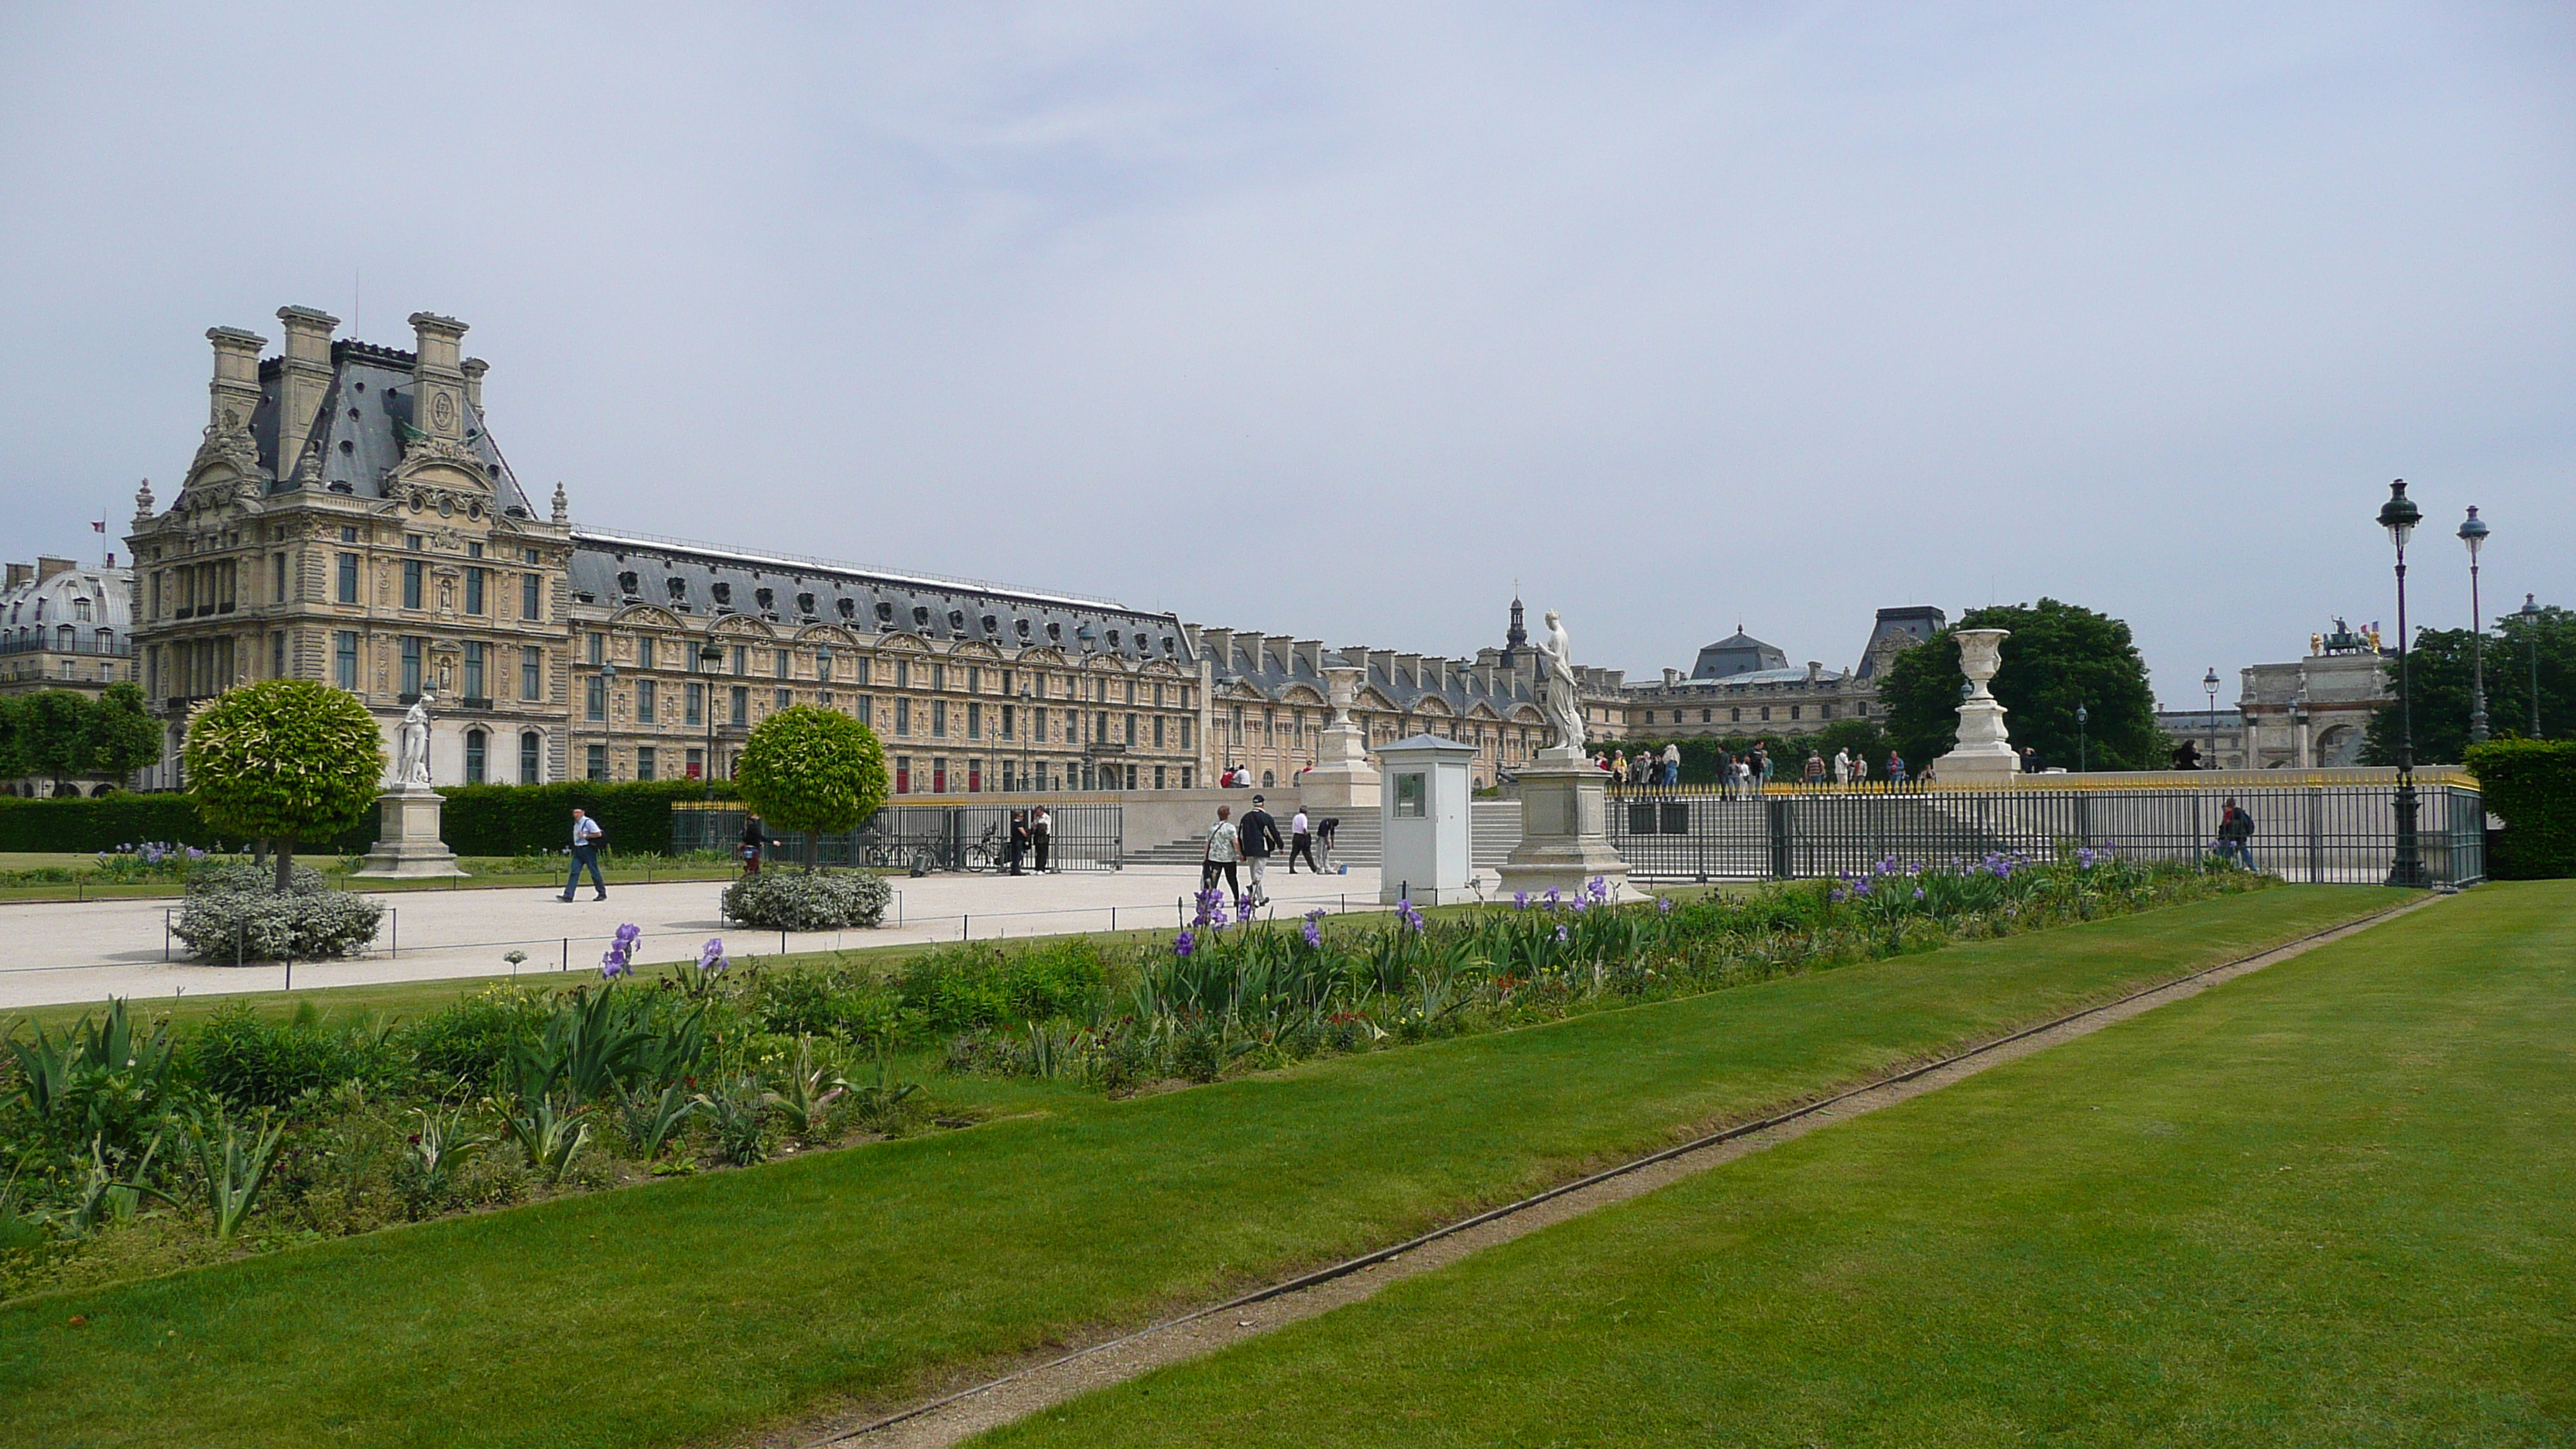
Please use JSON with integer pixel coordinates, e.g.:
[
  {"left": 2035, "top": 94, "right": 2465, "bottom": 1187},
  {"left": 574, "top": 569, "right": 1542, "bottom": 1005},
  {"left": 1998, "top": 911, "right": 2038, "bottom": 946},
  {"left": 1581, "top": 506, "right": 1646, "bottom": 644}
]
[
  {"left": 125, "top": 305, "right": 1879, "bottom": 802},
  {"left": 2, "top": 557, "right": 132, "bottom": 701}
]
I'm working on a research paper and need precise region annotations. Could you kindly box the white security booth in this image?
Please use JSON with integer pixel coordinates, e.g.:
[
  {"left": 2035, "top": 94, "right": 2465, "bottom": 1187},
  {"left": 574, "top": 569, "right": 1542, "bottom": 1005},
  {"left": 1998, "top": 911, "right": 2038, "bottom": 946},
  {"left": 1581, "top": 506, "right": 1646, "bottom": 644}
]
[{"left": 1377, "top": 734, "right": 1476, "bottom": 905}]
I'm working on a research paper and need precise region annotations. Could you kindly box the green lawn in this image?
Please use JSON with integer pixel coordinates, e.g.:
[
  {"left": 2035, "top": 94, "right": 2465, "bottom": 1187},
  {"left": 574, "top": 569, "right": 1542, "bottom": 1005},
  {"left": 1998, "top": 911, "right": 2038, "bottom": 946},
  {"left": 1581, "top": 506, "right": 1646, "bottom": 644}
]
[
  {"left": 0, "top": 886, "right": 2403, "bottom": 1449},
  {"left": 984, "top": 880, "right": 2575, "bottom": 1449},
  {"left": 0, "top": 851, "right": 742, "bottom": 903}
]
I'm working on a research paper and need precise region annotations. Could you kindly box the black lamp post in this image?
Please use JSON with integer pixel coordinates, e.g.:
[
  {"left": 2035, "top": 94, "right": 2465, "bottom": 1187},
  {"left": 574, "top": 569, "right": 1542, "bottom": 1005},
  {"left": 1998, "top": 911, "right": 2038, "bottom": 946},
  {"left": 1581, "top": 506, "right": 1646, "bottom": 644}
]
[
  {"left": 697, "top": 642, "right": 724, "bottom": 798},
  {"left": 2379, "top": 479, "right": 2424, "bottom": 888},
  {"left": 2521, "top": 593, "right": 2544, "bottom": 738},
  {"left": 2074, "top": 704, "right": 2088, "bottom": 774},
  {"left": 596, "top": 662, "right": 617, "bottom": 783},
  {"left": 2460, "top": 507, "right": 2490, "bottom": 745},
  {"left": 1019, "top": 685, "right": 1035, "bottom": 793},
  {"left": 2202, "top": 667, "right": 2220, "bottom": 771}
]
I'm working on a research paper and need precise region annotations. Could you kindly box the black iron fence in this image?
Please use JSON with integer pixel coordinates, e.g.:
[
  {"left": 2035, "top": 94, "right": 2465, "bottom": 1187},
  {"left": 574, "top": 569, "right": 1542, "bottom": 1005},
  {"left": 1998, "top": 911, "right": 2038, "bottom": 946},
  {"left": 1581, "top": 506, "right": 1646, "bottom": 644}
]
[
  {"left": 673, "top": 803, "right": 1124, "bottom": 873},
  {"left": 1605, "top": 784, "right": 2485, "bottom": 887}
]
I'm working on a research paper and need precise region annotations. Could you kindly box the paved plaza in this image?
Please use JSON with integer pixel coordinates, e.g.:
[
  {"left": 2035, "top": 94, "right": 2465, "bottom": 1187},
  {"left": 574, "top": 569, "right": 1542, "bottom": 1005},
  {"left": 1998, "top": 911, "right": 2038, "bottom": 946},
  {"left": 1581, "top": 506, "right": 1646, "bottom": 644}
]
[{"left": 0, "top": 865, "right": 1389, "bottom": 1012}]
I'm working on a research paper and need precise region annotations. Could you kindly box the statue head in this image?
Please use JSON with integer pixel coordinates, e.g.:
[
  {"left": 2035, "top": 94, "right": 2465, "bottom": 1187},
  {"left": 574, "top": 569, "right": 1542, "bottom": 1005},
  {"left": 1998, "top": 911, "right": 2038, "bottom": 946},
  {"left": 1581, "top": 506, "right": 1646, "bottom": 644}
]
[{"left": 1543, "top": 609, "right": 1561, "bottom": 627}]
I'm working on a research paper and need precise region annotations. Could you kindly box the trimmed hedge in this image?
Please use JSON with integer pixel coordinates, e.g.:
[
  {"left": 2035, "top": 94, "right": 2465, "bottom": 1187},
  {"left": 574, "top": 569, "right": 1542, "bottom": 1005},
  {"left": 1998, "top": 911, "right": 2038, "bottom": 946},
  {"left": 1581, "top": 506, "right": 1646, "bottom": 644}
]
[
  {"left": 0, "top": 779, "right": 735, "bottom": 859},
  {"left": 0, "top": 793, "right": 374, "bottom": 855},
  {"left": 435, "top": 779, "right": 737, "bottom": 858},
  {"left": 2465, "top": 739, "right": 2576, "bottom": 879}
]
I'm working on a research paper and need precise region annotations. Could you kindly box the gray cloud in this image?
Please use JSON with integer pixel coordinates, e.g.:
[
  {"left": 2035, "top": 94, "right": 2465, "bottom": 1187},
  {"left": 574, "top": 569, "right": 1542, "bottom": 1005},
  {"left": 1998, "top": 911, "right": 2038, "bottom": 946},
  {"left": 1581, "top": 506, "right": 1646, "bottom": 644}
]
[{"left": 3, "top": 2, "right": 2567, "bottom": 700}]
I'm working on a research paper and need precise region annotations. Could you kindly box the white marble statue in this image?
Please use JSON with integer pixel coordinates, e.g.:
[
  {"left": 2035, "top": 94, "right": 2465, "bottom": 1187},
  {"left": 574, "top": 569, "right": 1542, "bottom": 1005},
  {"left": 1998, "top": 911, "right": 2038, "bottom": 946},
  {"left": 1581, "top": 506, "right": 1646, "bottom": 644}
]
[
  {"left": 1531, "top": 608, "right": 1586, "bottom": 753},
  {"left": 397, "top": 692, "right": 434, "bottom": 786}
]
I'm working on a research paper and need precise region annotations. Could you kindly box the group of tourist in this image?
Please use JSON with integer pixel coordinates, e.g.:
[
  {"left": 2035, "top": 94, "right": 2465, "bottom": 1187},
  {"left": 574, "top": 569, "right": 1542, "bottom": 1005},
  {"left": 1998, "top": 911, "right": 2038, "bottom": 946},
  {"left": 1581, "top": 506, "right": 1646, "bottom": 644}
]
[
  {"left": 1597, "top": 744, "right": 1942, "bottom": 794},
  {"left": 1199, "top": 796, "right": 1336, "bottom": 911}
]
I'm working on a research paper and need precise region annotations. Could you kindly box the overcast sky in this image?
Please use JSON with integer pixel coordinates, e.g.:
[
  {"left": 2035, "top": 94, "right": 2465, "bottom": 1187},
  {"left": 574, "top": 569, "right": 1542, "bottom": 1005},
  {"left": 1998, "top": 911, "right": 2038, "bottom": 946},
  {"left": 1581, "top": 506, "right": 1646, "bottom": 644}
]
[{"left": 2, "top": 2, "right": 2567, "bottom": 704}]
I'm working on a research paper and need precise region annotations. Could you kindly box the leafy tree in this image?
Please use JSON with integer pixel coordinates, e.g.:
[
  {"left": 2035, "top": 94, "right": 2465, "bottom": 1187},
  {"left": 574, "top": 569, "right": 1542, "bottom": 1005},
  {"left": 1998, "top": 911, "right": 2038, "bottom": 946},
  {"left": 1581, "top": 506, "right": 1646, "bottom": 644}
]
[
  {"left": 1879, "top": 599, "right": 2161, "bottom": 772},
  {"left": 732, "top": 705, "right": 889, "bottom": 871},
  {"left": 84, "top": 683, "right": 163, "bottom": 786},
  {"left": 13, "top": 690, "right": 98, "bottom": 795},
  {"left": 185, "top": 681, "right": 387, "bottom": 891},
  {"left": 2365, "top": 605, "right": 2576, "bottom": 766}
]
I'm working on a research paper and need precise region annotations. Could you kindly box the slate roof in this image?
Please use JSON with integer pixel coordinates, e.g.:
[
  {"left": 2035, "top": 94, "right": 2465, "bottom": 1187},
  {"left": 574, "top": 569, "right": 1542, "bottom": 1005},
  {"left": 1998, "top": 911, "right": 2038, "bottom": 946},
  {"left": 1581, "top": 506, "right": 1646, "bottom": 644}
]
[
  {"left": 1206, "top": 639, "right": 1543, "bottom": 717},
  {"left": 1691, "top": 630, "right": 1790, "bottom": 680},
  {"left": 248, "top": 341, "right": 536, "bottom": 516},
  {"left": 566, "top": 529, "right": 1195, "bottom": 664}
]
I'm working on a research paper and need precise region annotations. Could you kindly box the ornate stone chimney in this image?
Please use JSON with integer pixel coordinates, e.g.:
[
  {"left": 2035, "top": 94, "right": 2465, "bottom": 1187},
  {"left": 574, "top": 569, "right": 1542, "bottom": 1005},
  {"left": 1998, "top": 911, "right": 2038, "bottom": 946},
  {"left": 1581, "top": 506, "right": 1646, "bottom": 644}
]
[
  {"left": 407, "top": 313, "right": 470, "bottom": 445},
  {"left": 460, "top": 357, "right": 488, "bottom": 418},
  {"left": 275, "top": 307, "right": 338, "bottom": 481},
  {"left": 205, "top": 327, "right": 265, "bottom": 438}
]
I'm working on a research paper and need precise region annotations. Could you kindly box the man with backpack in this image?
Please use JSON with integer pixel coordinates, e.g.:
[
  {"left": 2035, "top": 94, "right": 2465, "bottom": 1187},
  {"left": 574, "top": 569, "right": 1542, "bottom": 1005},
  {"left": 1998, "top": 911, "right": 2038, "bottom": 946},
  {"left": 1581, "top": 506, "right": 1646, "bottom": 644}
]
[
  {"left": 2217, "top": 797, "right": 2256, "bottom": 868},
  {"left": 559, "top": 807, "right": 607, "bottom": 902},
  {"left": 1236, "top": 794, "right": 1283, "bottom": 909}
]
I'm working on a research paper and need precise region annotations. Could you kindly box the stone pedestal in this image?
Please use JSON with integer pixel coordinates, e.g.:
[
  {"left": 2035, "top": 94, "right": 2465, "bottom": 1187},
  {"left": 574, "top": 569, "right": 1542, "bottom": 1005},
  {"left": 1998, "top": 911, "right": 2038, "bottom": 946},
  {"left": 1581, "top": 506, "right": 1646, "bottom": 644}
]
[
  {"left": 1494, "top": 749, "right": 1633, "bottom": 901},
  {"left": 352, "top": 784, "right": 467, "bottom": 878},
  {"left": 1936, "top": 627, "right": 2021, "bottom": 787}
]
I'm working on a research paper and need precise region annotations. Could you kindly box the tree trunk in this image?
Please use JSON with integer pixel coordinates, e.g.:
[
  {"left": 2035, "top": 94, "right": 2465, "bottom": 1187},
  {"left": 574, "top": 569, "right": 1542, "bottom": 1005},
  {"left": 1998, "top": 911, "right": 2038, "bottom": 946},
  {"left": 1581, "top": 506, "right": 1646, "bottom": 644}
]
[
  {"left": 806, "top": 829, "right": 819, "bottom": 874},
  {"left": 274, "top": 834, "right": 297, "bottom": 892}
]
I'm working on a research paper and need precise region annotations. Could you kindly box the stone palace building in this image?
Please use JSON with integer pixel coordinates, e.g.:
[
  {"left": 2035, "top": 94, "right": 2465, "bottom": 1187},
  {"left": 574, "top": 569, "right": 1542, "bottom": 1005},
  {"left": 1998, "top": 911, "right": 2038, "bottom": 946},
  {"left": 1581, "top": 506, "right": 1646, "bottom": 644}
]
[
  {"left": 125, "top": 307, "right": 1643, "bottom": 796},
  {"left": 2, "top": 555, "right": 132, "bottom": 701}
]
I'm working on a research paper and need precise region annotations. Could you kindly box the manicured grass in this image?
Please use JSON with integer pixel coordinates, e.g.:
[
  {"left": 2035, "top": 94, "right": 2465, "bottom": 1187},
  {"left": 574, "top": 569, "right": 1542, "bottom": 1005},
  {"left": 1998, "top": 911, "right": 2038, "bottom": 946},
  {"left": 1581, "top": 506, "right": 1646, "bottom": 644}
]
[
  {"left": 985, "top": 881, "right": 2575, "bottom": 1448},
  {"left": 0, "top": 852, "right": 742, "bottom": 903},
  {"left": 0, "top": 886, "right": 2401, "bottom": 1449}
]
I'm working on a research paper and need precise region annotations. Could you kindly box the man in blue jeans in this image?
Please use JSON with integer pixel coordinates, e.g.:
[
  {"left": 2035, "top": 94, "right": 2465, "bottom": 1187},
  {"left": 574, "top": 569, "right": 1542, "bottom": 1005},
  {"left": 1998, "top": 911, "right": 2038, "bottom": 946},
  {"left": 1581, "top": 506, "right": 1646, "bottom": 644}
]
[{"left": 559, "top": 807, "right": 607, "bottom": 901}]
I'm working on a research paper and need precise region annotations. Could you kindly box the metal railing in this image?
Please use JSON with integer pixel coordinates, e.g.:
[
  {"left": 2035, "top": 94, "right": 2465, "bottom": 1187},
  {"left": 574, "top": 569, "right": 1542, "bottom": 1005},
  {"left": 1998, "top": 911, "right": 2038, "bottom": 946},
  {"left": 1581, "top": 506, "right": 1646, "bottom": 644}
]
[
  {"left": 1601, "top": 765, "right": 2474, "bottom": 799},
  {"left": 1604, "top": 783, "right": 2485, "bottom": 887},
  {"left": 673, "top": 802, "right": 1124, "bottom": 872}
]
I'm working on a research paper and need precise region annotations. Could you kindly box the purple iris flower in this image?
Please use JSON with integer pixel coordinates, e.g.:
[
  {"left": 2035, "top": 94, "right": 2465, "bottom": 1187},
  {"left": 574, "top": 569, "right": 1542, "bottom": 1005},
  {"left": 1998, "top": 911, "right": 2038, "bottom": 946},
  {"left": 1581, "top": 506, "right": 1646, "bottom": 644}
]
[
  {"left": 1397, "top": 899, "right": 1424, "bottom": 933},
  {"left": 1173, "top": 930, "right": 1196, "bottom": 957},
  {"left": 1513, "top": 891, "right": 1531, "bottom": 911},
  {"left": 699, "top": 938, "right": 728, "bottom": 972}
]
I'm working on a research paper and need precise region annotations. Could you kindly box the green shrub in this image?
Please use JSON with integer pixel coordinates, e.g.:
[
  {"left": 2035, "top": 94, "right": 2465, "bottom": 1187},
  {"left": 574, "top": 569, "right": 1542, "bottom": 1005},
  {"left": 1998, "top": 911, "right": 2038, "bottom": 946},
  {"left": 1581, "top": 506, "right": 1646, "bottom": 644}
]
[
  {"left": 899, "top": 939, "right": 1106, "bottom": 1032},
  {"left": 403, "top": 985, "right": 553, "bottom": 1091},
  {"left": 170, "top": 866, "right": 385, "bottom": 962},
  {"left": 187, "top": 1002, "right": 404, "bottom": 1109},
  {"left": 721, "top": 870, "right": 891, "bottom": 930},
  {"left": 2465, "top": 738, "right": 2576, "bottom": 879}
]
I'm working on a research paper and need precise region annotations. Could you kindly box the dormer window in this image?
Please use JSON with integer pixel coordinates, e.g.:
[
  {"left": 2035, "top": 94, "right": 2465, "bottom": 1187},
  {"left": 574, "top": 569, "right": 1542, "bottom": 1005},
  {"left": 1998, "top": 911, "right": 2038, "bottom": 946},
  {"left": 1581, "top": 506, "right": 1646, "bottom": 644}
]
[
  {"left": 875, "top": 600, "right": 894, "bottom": 623},
  {"left": 838, "top": 598, "right": 857, "bottom": 621},
  {"left": 1107, "top": 629, "right": 1122, "bottom": 649},
  {"left": 666, "top": 577, "right": 687, "bottom": 602},
  {"left": 797, "top": 592, "right": 817, "bottom": 616},
  {"left": 711, "top": 581, "right": 732, "bottom": 608},
  {"left": 913, "top": 605, "right": 931, "bottom": 628},
  {"left": 616, "top": 570, "right": 639, "bottom": 598},
  {"left": 1046, "top": 622, "right": 1062, "bottom": 642},
  {"left": 981, "top": 613, "right": 997, "bottom": 634},
  {"left": 947, "top": 608, "right": 965, "bottom": 632},
  {"left": 1016, "top": 618, "right": 1032, "bottom": 640},
  {"left": 755, "top": 587, "right": 776, "bottom": 613},
  {"left": 1163, "top": 637, "right": 1176, "bottom": 656}
]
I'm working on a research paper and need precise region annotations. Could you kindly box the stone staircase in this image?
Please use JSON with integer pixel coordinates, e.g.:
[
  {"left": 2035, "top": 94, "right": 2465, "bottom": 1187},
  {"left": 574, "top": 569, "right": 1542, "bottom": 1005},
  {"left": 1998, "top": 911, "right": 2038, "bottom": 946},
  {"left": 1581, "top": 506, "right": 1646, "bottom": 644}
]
[{"left": 1123, "top": 802, "right": 1526, "bottom": 872}]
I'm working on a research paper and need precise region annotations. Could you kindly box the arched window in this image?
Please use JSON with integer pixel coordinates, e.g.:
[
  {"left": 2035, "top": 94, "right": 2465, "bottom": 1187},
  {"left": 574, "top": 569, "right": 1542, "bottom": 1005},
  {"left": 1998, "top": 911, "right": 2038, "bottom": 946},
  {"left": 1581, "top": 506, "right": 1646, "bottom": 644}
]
[
  {"left": 519, "top": 731, "right": 543, "bottom": 784},
  {"left": 464, "top": 728, "right": 488, "bottom": 785}
]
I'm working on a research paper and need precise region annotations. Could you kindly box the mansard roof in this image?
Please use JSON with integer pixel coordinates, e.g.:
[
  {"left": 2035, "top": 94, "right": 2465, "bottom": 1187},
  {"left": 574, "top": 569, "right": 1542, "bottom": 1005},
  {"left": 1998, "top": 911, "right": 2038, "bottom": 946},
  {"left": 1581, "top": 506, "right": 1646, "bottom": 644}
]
[
  {"left": 1691, "top": 629, "right": 1789, "bottom": 680},
  {"left": 249, "top": 341, "right": 535, "bottom": 516},
  {"left": 1200, "top": 630, "right": 1542, "bottom": 719},
  {"left": 567, "top": 529, "right": 1194, "bottom": 663}
]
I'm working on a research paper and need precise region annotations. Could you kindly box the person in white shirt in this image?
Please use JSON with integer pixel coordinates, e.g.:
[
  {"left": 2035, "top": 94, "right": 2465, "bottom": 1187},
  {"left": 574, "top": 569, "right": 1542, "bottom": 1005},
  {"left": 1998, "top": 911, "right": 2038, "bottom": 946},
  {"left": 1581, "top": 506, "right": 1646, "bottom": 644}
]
[
  {"left": 1833, "top": 748, "right": 1852, "bottom": 786},
  {"left": 558, "top": 807, "right": 606, "bottom": 902},
  {"left": 1288, "top": 807, "right": 1317, "bottom": 873}
]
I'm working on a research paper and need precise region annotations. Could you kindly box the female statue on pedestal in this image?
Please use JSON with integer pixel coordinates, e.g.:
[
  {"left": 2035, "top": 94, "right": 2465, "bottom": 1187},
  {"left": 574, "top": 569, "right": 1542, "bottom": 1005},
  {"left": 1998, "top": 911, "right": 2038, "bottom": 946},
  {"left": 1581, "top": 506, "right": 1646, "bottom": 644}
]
[
  {"left": 397, "top": 693, "right": 434, "bottom": 787},
  {"left": 1531, "top": 609, "right": 1586, "bottom": 754}
]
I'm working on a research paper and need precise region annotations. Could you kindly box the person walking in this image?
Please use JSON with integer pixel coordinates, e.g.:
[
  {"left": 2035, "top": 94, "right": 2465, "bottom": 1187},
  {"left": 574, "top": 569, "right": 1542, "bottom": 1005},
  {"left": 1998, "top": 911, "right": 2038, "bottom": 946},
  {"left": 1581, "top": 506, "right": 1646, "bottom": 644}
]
[
  {"left": 1804, "top": 751, "right": 1825, "bottom": 786},
  {"left": 2021, "top": 745, "right": 2040, "bottom": 774},
  {"left": 1029, "top": 805, "right": 1053, "bottom": 873},
  {"left": 1714, "top": 748, "right": 1735, "bottom": 799},
  {"left": 1886, "top": 751, "right": 1908, "bottom": 786},
  {"left": 2217, "top": 796, "right": 2256, "bottom": 868},
  {"left": 1317, "top": 814, "right": 1340, "bottom": 873},
  {"left": 1237, "top": 794, "right": 1283, "bottom": 909},
  {"left": 1007, "top": 810, "right": 1029, "bottom": 876},
  {"left": 738, "top": 812, "right": 769, "bottom": 875},
  {"left": 1287, "top": 806, "right": 1318, "bottom": 873},
  {"left": 559, "top": 807, "right": 606, "bottom": 902},
  {"left": 1201, "top": 803, "right": 1241, "bottom": 904}
]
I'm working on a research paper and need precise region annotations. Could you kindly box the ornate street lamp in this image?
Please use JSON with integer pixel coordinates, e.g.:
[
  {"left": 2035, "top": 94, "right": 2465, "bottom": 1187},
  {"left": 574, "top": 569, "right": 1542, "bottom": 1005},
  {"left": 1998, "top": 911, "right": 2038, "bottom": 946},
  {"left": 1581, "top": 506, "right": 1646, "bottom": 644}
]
[
  {"left": 697, "top": 642, "right": 724, "bottom": 798},
  {"left": 1019, "top": 685, "right": 1035, "bottom": 793},
  {"left": 2521, "top": 593, "right": 2544, "bottom": 738},
  {"left": 596, "top": 662, "right": 618, "bottom": 783},
  {"left": 2202, "top": 667, "right": 2220, "bottom": 772},
  {"left": 2379, "top": 479, "right": 2424, "bottom": 888},
  {"left": 2074, "top": 703, "right": 2088, "bottom": 774},
  {"left": 2459, "top": 507, "right": 2490, "bottom": 745}
]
